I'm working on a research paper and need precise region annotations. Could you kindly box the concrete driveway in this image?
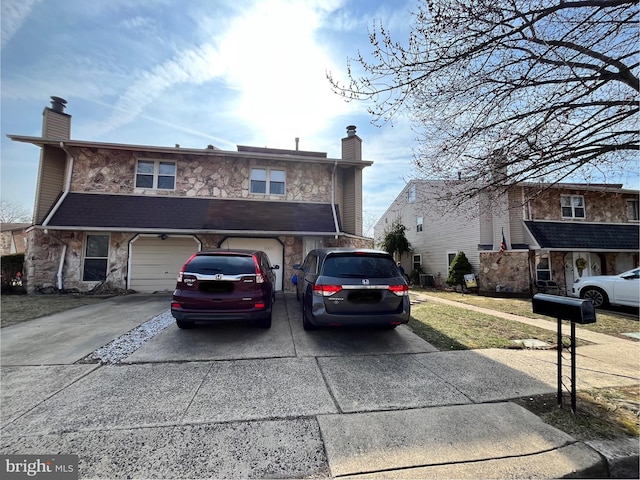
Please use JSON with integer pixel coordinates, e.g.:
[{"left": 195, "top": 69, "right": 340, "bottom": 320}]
[{"left": 2, "top": 292, "right": 635, "bottom": 478}]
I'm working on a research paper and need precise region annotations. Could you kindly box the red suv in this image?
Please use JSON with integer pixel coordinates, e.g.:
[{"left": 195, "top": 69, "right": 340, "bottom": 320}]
[{"left": 171, "top": 249, "right": 279, "bottom": 329}]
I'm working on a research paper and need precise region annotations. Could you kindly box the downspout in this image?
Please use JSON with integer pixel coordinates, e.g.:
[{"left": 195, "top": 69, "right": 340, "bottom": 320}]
[
  {"left": 331, "top": 161, "right": 340, "bottom": 239},
  {"left": 45, "top": 142, "right": 74, "bottom": 290}
]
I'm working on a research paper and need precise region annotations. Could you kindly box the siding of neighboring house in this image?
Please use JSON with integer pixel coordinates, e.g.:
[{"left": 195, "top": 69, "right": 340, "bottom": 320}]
[
  {"left": 508, "top": 188, "right": 526, "bottom": 245},
  {"left": 377, "top": 180, "right": 639, "bottom": 295},
  {"left": 375, "top": 181, "right": 482, "bottom": 282},
  {"left": 0, "top": 224, "right": 29, "bottom": 255},
  {"left": 525, "top": 187, "right": 636, "bottom": 223}
]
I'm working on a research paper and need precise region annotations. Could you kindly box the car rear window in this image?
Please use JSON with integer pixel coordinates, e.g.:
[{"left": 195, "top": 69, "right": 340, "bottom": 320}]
[
  {"left": 321, "top": 254, "right": 398, "bottom": 278},
  {"left": 185, "top": 255, "right": 255, "bottom": 275}
]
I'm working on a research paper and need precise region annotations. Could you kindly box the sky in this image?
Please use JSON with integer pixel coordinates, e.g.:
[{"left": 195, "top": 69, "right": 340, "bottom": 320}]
[{"left": 1, "top": 0, "right": 419, "bottom": 235}]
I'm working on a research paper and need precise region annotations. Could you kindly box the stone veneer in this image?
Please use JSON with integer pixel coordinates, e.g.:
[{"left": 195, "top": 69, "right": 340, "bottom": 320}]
[
  {"left": 69, "top": 147, "right": 334, "bottom": 203},
  {"left": 478, "top": 251, "right": 532, "bottom": 293},
  {"left": 24, "top": 229, "right": 373, "bottom": 293},
  {"left": 525, "top": 187, "right": 637, "bottom": 222}
]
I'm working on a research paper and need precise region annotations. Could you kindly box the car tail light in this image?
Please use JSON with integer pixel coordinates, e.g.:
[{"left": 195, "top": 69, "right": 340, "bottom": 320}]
[
  {"left": 177, "top": 253, "right": 198, "bottom": 283},
  {"left": 171, "top": 302, "right": 181, "bottom": 309},
  {"left": 388, "top": 284, "right": 409, "bottom": 296},
  {"left": 254, "top": 302, "right": 266, "bottom": 309},
  {"left": 313, "top": 284, "right": 343, "bottom": 296},
  {"left": 252, "top": 255, "right": 265, "bottom": 283}
]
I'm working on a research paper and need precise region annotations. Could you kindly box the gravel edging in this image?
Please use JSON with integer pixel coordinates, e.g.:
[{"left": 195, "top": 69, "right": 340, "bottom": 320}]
[{"left": 77, "top": 310, "right": 174, "bottom": 364}]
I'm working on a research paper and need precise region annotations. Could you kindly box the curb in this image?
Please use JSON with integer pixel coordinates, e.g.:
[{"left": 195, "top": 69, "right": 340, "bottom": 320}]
[{"left": 586, "top": 438, "right": 640, "bottom": 478}]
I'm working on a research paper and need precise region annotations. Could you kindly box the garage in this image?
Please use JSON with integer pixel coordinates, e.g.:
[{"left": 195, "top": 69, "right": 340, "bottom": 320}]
[
  {"left": 219, "top": 237, "right": 284, "bottom": 290},
  {"left": 129, "top": 235, "right": 201, "bottom": 293}
]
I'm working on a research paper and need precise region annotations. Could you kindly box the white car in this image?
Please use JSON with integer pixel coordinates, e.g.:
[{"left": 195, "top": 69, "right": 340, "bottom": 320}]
[{"left": 572, "top": 268, "right": 640, "bottom": 308}]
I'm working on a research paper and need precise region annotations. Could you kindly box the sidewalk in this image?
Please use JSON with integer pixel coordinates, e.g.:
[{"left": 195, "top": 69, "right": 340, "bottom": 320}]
[{"left": 1, "top": 292, "right": 638, "bottom": 478}]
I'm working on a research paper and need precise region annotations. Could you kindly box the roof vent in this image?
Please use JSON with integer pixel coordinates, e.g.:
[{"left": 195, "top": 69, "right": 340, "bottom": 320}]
[
  {"left": 50, "top": 96, "right": 67, "bottom": 113},
  {"left": 346, "top": 125, "right": 357, "bottom": 137}
]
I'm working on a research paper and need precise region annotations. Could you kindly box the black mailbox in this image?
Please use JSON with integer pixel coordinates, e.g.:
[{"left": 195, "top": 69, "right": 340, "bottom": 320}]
[{"left": 532, "top": 293, "right": 596, "bottom": 324}]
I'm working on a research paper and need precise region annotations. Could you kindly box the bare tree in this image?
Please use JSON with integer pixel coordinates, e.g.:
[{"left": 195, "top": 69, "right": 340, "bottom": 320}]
[
  {"left": 329, "top": 0, "right": 639, "bottom": 207},
  {"left": 0, "top": 199, "right": 31, "bottom": 223}
]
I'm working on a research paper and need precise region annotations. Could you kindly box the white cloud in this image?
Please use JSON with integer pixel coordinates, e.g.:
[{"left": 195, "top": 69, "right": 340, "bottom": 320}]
[{"left": 1, "top": 0, "right": 41, "bottom": 50}]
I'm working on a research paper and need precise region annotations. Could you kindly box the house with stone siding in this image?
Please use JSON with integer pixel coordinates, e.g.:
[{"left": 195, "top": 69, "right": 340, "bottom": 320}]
[
  {"left": 0, "top": 223, "right": 29, "bottom": 255},
  {"left": 374, "top": 179, "right": 639, "bottom": 295},
  {"left": 8, "top": 97, "right": 373, "bottom": 293}
]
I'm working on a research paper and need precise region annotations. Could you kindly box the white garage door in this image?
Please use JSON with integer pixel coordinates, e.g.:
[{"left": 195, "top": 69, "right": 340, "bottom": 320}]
[
  {"left": 219, "top": 237, "right": 284, "bottom": 291},
  {"left": 129, "top": 235, "right": 201, "bottom": 293}
]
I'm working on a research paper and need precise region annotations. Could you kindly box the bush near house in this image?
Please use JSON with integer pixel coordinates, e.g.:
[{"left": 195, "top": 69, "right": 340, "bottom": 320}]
[
  {"left": 1, "top": 253, "right": 25, "bottom": 293},
  {"left": 446, "top": 251, "right": 473, "bottom": 288}
]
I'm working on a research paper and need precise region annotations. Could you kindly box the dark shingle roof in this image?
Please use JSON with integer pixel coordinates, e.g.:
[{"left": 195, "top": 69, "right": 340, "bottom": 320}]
[
  {"left": 46, "top": 193, "right": 341, "bottom": 233},
  {"left": 524, "top": 221, "right": 639, "bottom": 250}
]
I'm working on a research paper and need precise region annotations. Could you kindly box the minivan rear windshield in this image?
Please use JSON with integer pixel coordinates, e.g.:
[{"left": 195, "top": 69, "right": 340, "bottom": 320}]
[
  {"left": 321, "top": 254, "right": 398, "bottom": 278},
  {"left": 186, "top": 255, "right": 255, "bottom": 275}
]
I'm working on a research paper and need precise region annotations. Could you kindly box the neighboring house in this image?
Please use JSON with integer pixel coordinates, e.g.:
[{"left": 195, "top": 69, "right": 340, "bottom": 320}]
[
  {"left": 374, "top": 179, "right": 639, "bottom": 294},
  {"left": 8, "top": 97, "right": 373, "bottom": 293},
  {"left": 0, "top": 223, "right": 30, "bottom": 255}
]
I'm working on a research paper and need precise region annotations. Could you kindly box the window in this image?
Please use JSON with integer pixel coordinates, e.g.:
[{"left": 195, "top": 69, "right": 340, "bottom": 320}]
[
  {"left": 627, "top": 199, "right": 639, "bottom": 221},
  {"left": 447, "top": 252, "right": 457, "bottom": 268},
  {"left": 561, "top": 195, "right": 585, "bottom": 218},
  {"left": 416, "top": 216, "right": 423, "bottom": 233},
  {"left": 407, "top": 184, "right": 416, "bottom": 203},
  {"left": 413, "top": 254, "right": 422, "bottom": 271},
  {"left": 250, "top": 168, "right": 285, "bottom": 195},
  {"left": 535, "top": 253, "right": 551, "bottom": 281},
  {"left": 136, "top": 160, "right": 176, "bottom": 189},
  {"left": 83, "top": 234, "right": 109, "bottom": 281}
]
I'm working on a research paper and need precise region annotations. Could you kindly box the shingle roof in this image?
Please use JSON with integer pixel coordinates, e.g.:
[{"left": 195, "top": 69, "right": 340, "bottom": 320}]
[
  {"left": 45, "top": 193, "right": 342, "bottom": 233},
  {"left": 524, "top": 221, "right": 639, "bottom": 250}
]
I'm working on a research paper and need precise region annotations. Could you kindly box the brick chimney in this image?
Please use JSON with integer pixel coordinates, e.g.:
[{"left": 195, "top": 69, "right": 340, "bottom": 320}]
[
  {"left": 341, "top": 125, "right": 362, "bottom": 161},
  {"left": 42, "top": 96, "right": 71, "bottom": 139}
]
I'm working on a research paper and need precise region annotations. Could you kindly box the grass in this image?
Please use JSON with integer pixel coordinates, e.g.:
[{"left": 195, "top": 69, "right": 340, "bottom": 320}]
[
  {"left": 419, "top": 288, "right": 639, "bottom": 339},
  {"left": 1, "top": 293, "right": 110, "bottom": 328},
  {"left": 407, "top": 301, "right": 563, "bottom": 350},
  {"left": 407, "top": 289, "right": 639, "bottom": 441},
  {"left": 513, "top": 386, "right": 639, "bottom": 441}
]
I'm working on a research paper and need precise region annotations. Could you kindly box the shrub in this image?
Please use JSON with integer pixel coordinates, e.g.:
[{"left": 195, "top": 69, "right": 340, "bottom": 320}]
[{"left": 446, "top": 251, "right": 473, "bottom": 287}]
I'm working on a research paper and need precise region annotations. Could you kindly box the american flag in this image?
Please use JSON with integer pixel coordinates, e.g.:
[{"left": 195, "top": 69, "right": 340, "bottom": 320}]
[{"left": 500, "top": 228, "right": 507, "bottom": 253}]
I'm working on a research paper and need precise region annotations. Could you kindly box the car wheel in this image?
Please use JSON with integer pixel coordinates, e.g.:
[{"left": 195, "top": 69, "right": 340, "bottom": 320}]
[
  {"left": 257, "top": 313, "right": 272, "bottom": 329},
  {"left": 176, "top": 320, "right": 195, "bottom": 329},
  {"left": 581, "top": 287, "right": 609, "bottom": 308},
  {"left": 302, "top": 298, "right": 316, "bottom": 331}
]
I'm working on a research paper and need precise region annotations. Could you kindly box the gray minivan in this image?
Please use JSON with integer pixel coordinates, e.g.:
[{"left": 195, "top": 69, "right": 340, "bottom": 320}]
[{"left": 293, "top": 248, "right": 410, "bottom": 330}]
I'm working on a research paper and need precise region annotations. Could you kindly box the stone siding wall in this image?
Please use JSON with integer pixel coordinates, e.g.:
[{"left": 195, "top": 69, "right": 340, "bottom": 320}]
[
  {"left": 526, "top": 187, "right": 637, "bottom": 222},
  {"left": 24, "top": 229, "right": 370, "bottom": 293},
  {"left": 69, "top": 147, "right": 333, "bottom": 203},
  {"left": 479, "top": 251, "right": 532, "bottom": 293}
]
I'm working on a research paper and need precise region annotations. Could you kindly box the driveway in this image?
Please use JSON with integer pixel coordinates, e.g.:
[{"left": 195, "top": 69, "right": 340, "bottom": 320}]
[{"left": 2, "top": 292, "right": 634, "bottom": 478}]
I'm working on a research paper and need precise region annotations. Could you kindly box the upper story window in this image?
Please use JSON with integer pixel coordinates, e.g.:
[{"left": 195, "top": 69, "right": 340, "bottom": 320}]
[
  {"left": 136, "top": 160, "right": 176, "bottom": 190},
  {"left": 416, "top": 216, "right": 423, "bottom": 232},
  {"left": 561, "top": 195, "right": 585, "bottom": 219},
  {"left": 250, "top": 168, "right": 285, "bottom": 195},
  {"left": 407, "top": 184, "right": 416, "bottom": 203},
  {"left": 627, "top": 199, "right": 639, "bottom": 221}
]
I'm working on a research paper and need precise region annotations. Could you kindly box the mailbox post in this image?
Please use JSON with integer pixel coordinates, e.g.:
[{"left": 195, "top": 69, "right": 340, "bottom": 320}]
[{"left": 532, "top": 294, "right": 596, "bottom": 413}]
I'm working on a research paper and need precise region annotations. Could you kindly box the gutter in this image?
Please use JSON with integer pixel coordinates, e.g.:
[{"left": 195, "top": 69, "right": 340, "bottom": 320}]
[
  {"left": 331, "top": 160, "right": 340, "bottom": 239},
  {"left": 43, "top": 141, "right": 74, "bottom": 290}
]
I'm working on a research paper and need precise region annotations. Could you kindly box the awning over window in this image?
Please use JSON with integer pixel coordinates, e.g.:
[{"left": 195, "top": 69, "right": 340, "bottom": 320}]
[
  {"left": 43, "top": 193, "right": 342, "bottom": 235},
  {"left": 524, "top": 221, "right": 639, "bottom": 251}
]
